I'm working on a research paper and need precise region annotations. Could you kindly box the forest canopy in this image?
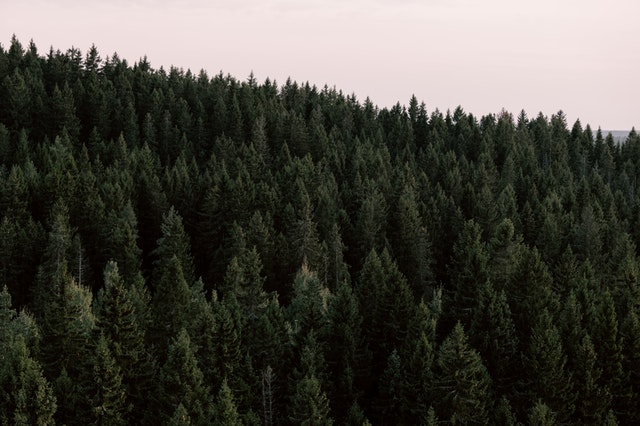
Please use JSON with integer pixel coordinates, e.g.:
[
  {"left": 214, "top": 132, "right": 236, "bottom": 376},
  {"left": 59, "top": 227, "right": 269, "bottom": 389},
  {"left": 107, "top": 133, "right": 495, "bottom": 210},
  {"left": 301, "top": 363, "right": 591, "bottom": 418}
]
[{"left": 1, "top": 36, "right": 639, "bottom": 425}]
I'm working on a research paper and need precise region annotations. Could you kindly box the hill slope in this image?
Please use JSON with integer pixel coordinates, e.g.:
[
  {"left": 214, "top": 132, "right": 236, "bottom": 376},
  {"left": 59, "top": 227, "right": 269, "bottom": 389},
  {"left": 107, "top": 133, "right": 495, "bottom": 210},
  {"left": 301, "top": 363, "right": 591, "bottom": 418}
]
[{"left": 1, "top": 37, "right": 640, "bottom": 425}]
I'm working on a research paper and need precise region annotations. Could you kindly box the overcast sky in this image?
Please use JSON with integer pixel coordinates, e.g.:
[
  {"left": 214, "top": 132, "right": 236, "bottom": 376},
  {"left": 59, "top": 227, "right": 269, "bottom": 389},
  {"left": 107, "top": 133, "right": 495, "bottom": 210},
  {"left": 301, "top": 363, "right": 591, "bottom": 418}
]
[{"left": 2, "top": 0, "right": 638, "bottom": 130}]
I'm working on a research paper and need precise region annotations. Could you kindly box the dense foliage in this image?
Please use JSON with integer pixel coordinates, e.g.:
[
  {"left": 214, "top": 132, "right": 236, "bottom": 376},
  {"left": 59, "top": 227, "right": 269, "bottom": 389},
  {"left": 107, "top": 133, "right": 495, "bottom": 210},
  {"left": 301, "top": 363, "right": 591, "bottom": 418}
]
[{"left": 1, "top": 36, "right": 639, "bottom": 425}]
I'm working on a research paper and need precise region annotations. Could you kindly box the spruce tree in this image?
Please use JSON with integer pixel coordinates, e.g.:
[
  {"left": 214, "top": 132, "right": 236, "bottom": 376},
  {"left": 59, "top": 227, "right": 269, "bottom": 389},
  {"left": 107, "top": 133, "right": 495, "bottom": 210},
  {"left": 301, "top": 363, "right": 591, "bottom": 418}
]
[
  {"left": 156, "top": 328, "right": 213, "bottom": 424},
  {"left": 526, "top": 309, "right": 575, "bottom": 423},
  {"left": 322, "top": 279, "right": 365, "bottom": 422},
  {"left": 434, "top": 322, "right": 492, "bottom": 425},
  {"left": 3, "top": 336, "right": 57, "bottom": 426},
  {"left": 448, "top": 219, "right": 489, "bottom": 328},
  {"left": 527, "top": 400, "right": 556, "bottom": 426},
  {"left": 213, "top": 379, "right": 242, "bottom": 426},
  {"left": 95, "top": 261, "right": 155, "bottom": 422},
  {"left": 469, "top": 280, "right": 519, "bottom": 396},
  {"left": 150, "top": 255, "right": 191, "bottom": 351},
  {"left": 399, "top": 300, "right": 436, "bottom": 424},
  {"left": 90, "top": 333, "right": 128, "bottom": 425}
]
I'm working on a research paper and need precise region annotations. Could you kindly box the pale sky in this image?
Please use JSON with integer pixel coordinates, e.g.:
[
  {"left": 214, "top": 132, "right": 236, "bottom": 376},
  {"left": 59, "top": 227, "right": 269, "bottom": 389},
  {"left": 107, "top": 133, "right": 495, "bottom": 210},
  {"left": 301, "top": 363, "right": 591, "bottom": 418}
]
[{"left": 2, "top": 0, "right": 638, "bottom": 130}]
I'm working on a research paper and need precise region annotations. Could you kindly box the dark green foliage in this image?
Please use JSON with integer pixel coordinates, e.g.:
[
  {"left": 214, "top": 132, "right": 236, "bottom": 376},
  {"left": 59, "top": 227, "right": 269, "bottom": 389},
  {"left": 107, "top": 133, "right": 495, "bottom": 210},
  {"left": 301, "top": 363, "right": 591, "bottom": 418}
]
[
  {"left": 156, "top": 329, "right": 213, "bottom": 424},
  {"left": 434, "top": 322, "right": 492, "bottom": 425},
  {"left": 153, "top": 206, "right": 195, "bottom": 286},
  {"left": 526, "top": 309, "right": 575, "bottom": 423},
  {"left": 448, "top": 219, "right": 489, "bottom": 327},
  {"left": 150, "top": 255, "right": 190, "bottom": 350},
  {"left": 527, "top": 400, "right": 556, "bottom": 426},
  {"left": 213, "top": 379, "right": 242, "bottom": 426},
  {"left": 470, "top": 280, "right": 519, "bottom": 395},
  {"left": 1, "top": 335, "right": 57, "bottom": 426},
  {"left": 90, "top": 333, "right": 128, "bottom": 425},
  {"left": 95, "top": 261, "right": 155, "bottom": 422},
  {"left": 2, "top": 38, "right": 640, "bottom": 424},
  {"left": 0, "top": 287, "right": 56, "bottom": 426},
  {"left": 322, "top": 280, "right": 365, "bottom": 421},
  {"left": 289, "top": 332, "right": 334, "bottom": 425},
  {"left": 399, "top": 300, "right": 436, "bottom": 424}
]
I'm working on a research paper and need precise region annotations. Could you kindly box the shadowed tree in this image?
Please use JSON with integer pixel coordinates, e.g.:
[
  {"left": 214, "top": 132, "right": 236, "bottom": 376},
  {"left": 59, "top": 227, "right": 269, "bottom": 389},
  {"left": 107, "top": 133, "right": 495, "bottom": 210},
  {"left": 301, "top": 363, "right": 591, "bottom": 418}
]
[
  {"left": 95, "top": 261, "right": 156, "bottom": 423},
  {"left": 155, "top": 329, "right": 213, "bottom": 424},
  {"left": 434, "top": 322, "right": 492, "bottom": 425},
  {"left": 526, "top": 309, "right": 575, "bottom": 423}
]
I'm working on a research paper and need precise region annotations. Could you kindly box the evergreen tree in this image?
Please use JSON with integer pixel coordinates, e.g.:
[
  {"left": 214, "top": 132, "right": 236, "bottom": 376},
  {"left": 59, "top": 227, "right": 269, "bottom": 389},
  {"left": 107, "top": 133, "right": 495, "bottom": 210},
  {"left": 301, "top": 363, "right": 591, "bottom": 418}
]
[
  {"left": 434, "top": 322, "right": 492, "bottom": 425},
  {"left": 150, "top": 255, "right": 191, "bottom": 351},
  {"left": 95, "top": 261, "right": 155, "bottom": 422},
  {"left": 1, "top": 336, "right": 57, "bottom": 426},
  {"left": 288, "top": 264, "right": 331, "bottom": 341},
  {"left": 210, "top": 295, "right": 242, "bottom": 388},
  {"left": 399, "top": 300, "right": 436, "bottom": 424},
  {"left": 573, "top": 333, "right": 610, "bottom": 424},
  {"left": 389, "top": 179, "right": 433, "bottom": 297},
  {"left": 213, "top": 379, "right": 242, "bottom": 426},
  {"left": 527, "top": 400, "right": 556, "bottom": 426},
  {"left": 525, "top": 309, "right": 575, "bottom": 423},
  {"left": 448, "top": 219, "right": 489, "bottom": 328},
  {"left": 375, "top": 349, "right": 403, "bottom": 424},
  {"left": 32, "top": 199, "right": 74, "bottom": 319},
  {"left": 469, "top": 280, "right": 519, "bottom": 396},
  {"left": 169, "top": 403, "right": 192, "bottom": 426},
  {"left": 153, "top": 206, "right": 195, "bottom": 286},
  {"left": 591, "top": 288, "right": 629, "bottom": 420},
  {"left": 322, "top": 279, "right": 365, "bottom": 422},
  {"left": 90, "top": 333, "right": 128, "bottom": 425},
  {"left": 289, "top": 333, "right": 334, "bottom": 426},
  {"left": 156, "top": 329, "right": 213, "bottom": 424},
  {"left": 222, "top": 247, "right": 268, "bottom": 325}
]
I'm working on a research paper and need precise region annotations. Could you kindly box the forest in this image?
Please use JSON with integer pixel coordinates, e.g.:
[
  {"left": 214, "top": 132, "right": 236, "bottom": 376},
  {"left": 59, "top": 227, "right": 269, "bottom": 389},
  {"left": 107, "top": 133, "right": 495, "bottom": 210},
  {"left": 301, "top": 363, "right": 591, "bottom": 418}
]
[{"left": 0, "top": 36, "right": 639, "bottom": 425}]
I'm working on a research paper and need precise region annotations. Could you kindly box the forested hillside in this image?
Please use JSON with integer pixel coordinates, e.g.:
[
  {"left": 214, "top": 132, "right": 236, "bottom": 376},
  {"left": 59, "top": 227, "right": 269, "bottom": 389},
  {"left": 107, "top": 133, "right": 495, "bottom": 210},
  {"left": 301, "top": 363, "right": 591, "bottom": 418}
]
[{"left": 1, "top": 37, "right": 640, "bottom": 425}]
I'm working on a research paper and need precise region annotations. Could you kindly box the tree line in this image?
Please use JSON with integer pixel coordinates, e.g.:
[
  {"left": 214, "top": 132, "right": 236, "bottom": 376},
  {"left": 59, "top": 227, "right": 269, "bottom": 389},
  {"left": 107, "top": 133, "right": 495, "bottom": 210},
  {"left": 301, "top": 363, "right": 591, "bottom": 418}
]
[{"left": 1, "top": 36, "right": 639, "bottom": 425}]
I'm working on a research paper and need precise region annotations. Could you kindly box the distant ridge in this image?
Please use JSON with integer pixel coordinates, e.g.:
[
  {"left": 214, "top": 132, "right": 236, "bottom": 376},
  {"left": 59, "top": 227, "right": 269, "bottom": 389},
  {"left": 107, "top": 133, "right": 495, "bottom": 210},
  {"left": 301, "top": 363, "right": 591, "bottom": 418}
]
[{"left": 592, "top": 130, "right": 632, "bottom": 144}]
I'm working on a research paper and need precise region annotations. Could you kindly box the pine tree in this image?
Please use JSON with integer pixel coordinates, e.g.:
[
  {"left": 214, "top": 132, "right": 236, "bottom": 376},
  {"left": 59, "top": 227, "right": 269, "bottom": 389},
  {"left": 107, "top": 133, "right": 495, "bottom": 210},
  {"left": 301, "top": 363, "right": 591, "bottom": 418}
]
[
  {"left": 527, "top": 400, "right": 556, "bottom": 426},
  {"left": 0, "top": 285, "right": 15, "bottom": 348},
  {"left": 355, "top": 248, "right": 414, "bottom": 385},
  {"left": 390, "top": 179, "right": 433, "bottom": 297},
  {"left": 169, "top": 403, "right": 192, "bottom": 426},
  {"left": 375, "top": 349, "right": 403, "bottom": 424},
  {"left": 573, "top": 333, "right": 610, "bottom": 424},
  {"left": 469, "top": 280, "right": 519, "bottom": 396},
  {"left": 591, "top": 288, "right": 629, "bottom": 419},
  {"left": 153, "top": 206, "right": 195, "bottom": 286},
  {"left": 487, "top": 218, "right": 521, "bottom": 293},
  {"left": 32, "top": 199, "right": 74, "bottom": 320},
  {"left": 213, "top": 379, "right": 242, "bottom": 426},
  {"left": 100, "top": 200, "right": 145, "bottom": 290},
  {"left": 448, "top": 219, "right": 489, "bottom": 327},
  {"left": 150, "top": 255, "right": 191, "bottom": 351},
  {"left": 211, "top": 295, "right": 242, "bottom": 387},
  {"left": 288, "top": 264, "right": 331, "bottom": 340},
  {"left": 95, "top": 261, "right": 155, "bottom": 422},
  {"left": 322, "top": 280, "right": 365, "bottom": 421},
  {"left": 399, "top": 300, "right": 436, "bottom": 424},
  {"left": 90, "top": 333, "right": 128, "bottom": 425},
  {"left": 621, "top": 306, "right": 640, "bottom": 420},
  {"left": 0, "top": 286, "right": 56, "bottom": 426},
  {"left": 222, "top": 247, "right": 268, "bottom": 325},
  {"left": 434, "top": 322, "right": 492, "bottom": 425},
  {"left": 493, "top": 396, "right": 517, "bottom": 426},
  {"left": 289, "top": 374, "right": 334, "bottom": 426},
  {"left": 526, "top": 309, "right": 575, "bottom": 423},
  {"left": 3, "top": 336, "right": 57, "bottom": 426},
  {"left": 156, "top": 329, "right": 213, "bottom": 424}
]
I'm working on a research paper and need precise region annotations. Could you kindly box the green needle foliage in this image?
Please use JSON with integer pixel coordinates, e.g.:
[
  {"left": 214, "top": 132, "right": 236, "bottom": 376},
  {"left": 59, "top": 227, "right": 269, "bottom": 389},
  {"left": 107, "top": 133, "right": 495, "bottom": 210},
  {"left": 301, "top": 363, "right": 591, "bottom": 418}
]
[{"left": 1, "top": 37, "right": 639, "bottom": 424}]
